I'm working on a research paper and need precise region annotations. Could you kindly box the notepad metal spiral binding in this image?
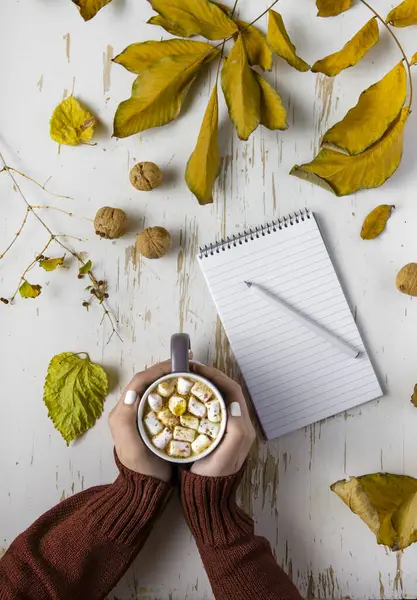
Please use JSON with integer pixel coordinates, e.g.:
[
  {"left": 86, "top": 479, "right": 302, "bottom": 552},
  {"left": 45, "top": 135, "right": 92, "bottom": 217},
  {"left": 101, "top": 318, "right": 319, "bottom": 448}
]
[{"left": 199, "top": 209, "right": 311, "bottom": 259}]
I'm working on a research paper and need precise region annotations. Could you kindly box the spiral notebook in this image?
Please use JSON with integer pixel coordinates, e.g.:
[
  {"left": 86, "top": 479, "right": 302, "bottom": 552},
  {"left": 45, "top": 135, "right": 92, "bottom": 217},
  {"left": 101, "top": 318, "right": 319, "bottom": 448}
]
[{"left": 198, "top": 210, "right": 382, "bottom": 439}]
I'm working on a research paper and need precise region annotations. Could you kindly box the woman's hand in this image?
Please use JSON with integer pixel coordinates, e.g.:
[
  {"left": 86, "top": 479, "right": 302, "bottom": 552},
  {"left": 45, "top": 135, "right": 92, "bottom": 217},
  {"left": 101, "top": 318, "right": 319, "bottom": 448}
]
[
  {"left": 109, "top": 361, "right": 172, "bottom": 482},
  {"left": 190, "top": 363, "right": 256, "bottom": 477}
]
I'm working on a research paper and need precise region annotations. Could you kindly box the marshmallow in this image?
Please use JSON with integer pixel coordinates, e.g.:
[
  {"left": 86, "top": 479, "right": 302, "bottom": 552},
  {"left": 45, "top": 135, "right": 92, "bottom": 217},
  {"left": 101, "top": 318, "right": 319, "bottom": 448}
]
[
  {"left": 148, "top": 392, "right": 163, "bottom": 412},
  {"left": 198, "top": 419, "right": 220, "bottom": 439},
  {"left": 180, "top": 414, "right": 200, "bottom": 430},
  {"left": 168, "top": 440, "right": 191, "bottom": 458},
  {"left": 191, "top": 381, "right": 213, "bottom": 403},
  {"left": 188, "top": 396, "right": 207, "bottom": 418},
  {"left": 177, "top": 377, "right": 194, "bottom": 396},
  {"left": 206, "top": 399, "right": 221, "bottom": 423},
  {"left": 144, "top": 411, "right": 164, "bottom": 436},
  {"left": 158, "top": 408, "right": 179, "bottom": 429},
  {"left": 168, "top": 395, "right": 187, "bottom": 417},
  {"left": 157, "top": 380, "right": 176, "bottom": 398},
  {"left": 191, "top": 434, "right": 212, "bottom": 455},
  {"left": 174, "top": 426, "right": 196, "bottom": 443},
  {"left": 152, "top": 427, "right": 172, "bottom": 450}
]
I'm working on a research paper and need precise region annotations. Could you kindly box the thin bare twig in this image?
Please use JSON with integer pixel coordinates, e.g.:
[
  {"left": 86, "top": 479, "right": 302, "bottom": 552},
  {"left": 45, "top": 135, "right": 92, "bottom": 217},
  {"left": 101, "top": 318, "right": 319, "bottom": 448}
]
[
  {"left": 31, "top": 205, "right": 74, "bottom": 217},
  {"left": 6, "top": 167, "right": 73, "bottom": 200},
  {"left": 0, "top": 206, "right": 30, "bottom": 260}
]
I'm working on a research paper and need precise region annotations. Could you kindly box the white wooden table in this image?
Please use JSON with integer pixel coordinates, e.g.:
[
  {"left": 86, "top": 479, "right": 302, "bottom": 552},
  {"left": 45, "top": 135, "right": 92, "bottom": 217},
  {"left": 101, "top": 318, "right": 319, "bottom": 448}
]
[{"left": 1, "top": 1, "right": 417, "bottom": 598}]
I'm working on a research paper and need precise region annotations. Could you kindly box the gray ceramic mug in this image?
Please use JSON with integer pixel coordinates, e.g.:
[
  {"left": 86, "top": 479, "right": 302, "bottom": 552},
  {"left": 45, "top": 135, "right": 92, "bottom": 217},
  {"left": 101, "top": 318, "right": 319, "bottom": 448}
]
[{"left": 137, "top": 334, "right": 227, "bottom": 463}]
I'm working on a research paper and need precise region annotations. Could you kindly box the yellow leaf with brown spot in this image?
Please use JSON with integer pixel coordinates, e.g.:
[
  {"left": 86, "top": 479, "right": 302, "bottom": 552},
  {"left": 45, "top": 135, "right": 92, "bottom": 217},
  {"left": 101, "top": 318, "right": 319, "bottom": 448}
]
[
  {"left": 39, "top": 256, "right": 66, "bottom": 271},
  {"left": 360, "top": 205, "right": 394, "bottom": 240},
  {"left": 148, "top": 0, "right": 237, "bottom": 40},
  {"left": 236, "top": 21, "right": 273, "bottom": 71},
  {"left": 185, "top": 85, "right": 220, "bottom": 205},
  {"left": 114, "top": 48, "right": 218, "bottom": 138},
  {"left": 411, "top": 52, "right": 417, "bottom": 64},
  {"left": 331, "top": 473, "right": 417, "bottom": 550},
  {"left": 50, "top": 97, "right": 95, "bottom": 146},
  {"left": 147, "top": 15, "right": 193, "bottom": 37},
  {"left": 267, "top": 10, "right": 310, "bottom": 72},
  {"left": 322, "top": 62, "right": 407, "bottom": 155},
  {"left": 113, "top": 39, "right": 215, "bottom": 74},
  {"left": 312, "top": 18, "right": 379, "bottom": 77},
  {"left": 19, "top": 281, "right": 42, "bottom": 299},
  {"left": 71, "top": 0, "right": 112, "bottom": 21},
  {"left": 290, "top": 108, "right": 409, "bottom": 196},
  {"left": 255, "top": 73, "right": 287, "bottom": 130},
  {"left": 386, "top": 0, "right": 417, "bottom": 27},
  {"left": 316, "top": 0, "right": 352, "bottom": 17},
  {"left": 221, "top": 35, "right": 260, "bottom": 140}
]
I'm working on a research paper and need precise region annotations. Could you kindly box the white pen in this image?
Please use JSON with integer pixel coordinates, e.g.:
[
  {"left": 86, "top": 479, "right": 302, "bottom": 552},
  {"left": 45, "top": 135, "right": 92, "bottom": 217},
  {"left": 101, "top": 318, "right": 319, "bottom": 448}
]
[{"left": 244, "top": 281, "right": 359, "bottom": 359}]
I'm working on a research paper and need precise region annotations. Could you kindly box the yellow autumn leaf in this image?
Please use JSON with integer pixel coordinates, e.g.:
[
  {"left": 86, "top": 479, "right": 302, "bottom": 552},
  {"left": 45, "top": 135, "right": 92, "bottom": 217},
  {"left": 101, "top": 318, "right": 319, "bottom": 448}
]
[
  {"left": 39, "top": 256, "right": 66, "bottom": 271},
  {"left": 331, "top": 473, "right": 417, "bottom": 550},
  {"left": 236, "top": 21, "right": 273, "bottom": 71},
  {"left": 185, "top": 85, "right": 220, "bottom": 205},
  {"left": 411, "top": 384, "right": 417, "bottom": 406},
  {"left": 411, "top": 53, "right": 417, "bottom": 65},
  {"left": 114, "top": 49, "right": 218, "bottom": 138},
  {"left": 147, "top": 15, "right": 193, "bottom": 37},
  {"left": 267, "top": 10, "right": 310, "bottom": 72},
  {"left": 50, "top": 97, "right": 95, "bottom": 146},
  {"left": 148, "top": 0, "right": 237, "bottom": 40},
  {"left": 221, "top": 35, "right": 260, "bottom": 141},
  {"left": 360, "top": 205, "right": 394, "bottom": 240},
  {"left": 19, "top": 281, "right": 42, "bottom": 299},
  {"left": 71, "top": 0, "right": 112, "bottom": 21},
  {"left": 386, "top": 0, "right": 417, "bottom": 27},
  {"left": 290, "top": 108, "right": 409, "bottom": 196},
  {"left": 312, "top": 18, "right": 379, "bottom": 77},
  {"left": 316, "top": 0, "right": 352, "bottom": 17},
  {"left": 113, "top": 40, "right": 215, "bottom": 74},
  {"left": 255, "top": 73, "right": 287, "bottom": 130},
  {"left": 322, "top": 62, "right": 407, "bottom": 155}
]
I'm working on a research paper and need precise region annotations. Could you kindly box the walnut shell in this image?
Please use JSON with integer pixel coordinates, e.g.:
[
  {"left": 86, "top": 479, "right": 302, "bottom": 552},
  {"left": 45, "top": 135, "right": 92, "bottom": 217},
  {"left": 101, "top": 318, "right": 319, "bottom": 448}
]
[
  {"left": 396, "top": 263, "right": 417, "bottom": 296},
  {"left": 136, "top": 227, "right": 171, "bottom": 259},
  {"left": 94, "top": 207, "right": 127, "bottom": 239},
  {"left": 130, "top": 162, "right": 162, "bottom": 191}
]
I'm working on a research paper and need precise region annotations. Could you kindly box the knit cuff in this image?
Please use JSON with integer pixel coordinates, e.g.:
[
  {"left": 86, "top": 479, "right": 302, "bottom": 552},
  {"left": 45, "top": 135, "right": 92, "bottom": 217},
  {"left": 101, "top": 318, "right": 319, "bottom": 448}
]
[
  {"left": 86, "top": 453, "right": 173, "bottom": 546},
  {"left": 180, "top": 466, "right": 253, "bottom": 547}
]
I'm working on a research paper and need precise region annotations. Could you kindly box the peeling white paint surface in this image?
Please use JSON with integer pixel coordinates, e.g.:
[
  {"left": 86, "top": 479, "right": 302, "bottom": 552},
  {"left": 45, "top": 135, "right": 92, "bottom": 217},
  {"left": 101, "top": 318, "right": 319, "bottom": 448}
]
[{"left": 1, "top": 0, "right": 417, "bottom": 598}]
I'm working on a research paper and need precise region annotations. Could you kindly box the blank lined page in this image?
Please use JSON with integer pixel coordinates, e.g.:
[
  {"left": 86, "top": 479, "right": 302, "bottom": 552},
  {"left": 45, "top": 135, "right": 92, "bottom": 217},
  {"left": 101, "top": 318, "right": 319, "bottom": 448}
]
[{"left": 198, "top": 213, "right": 382, "bottom": 439}]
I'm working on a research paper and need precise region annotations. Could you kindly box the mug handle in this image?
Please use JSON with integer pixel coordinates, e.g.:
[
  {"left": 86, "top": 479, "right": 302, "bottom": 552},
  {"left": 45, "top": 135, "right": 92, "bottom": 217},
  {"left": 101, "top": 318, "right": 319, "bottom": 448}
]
[{"left": 171, "top": 333, "right": 190, "bottom": 373}]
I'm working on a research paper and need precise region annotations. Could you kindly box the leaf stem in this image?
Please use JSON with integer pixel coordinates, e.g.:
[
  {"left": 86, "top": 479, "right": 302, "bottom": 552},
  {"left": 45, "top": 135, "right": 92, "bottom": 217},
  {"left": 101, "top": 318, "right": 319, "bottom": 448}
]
[{"left": 358, "top": 0, "right": 413, "bottom": 107}]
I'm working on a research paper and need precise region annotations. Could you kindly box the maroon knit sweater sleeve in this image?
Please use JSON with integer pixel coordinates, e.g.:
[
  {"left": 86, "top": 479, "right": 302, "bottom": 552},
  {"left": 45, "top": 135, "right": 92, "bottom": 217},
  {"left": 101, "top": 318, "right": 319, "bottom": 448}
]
[
  {"left": 0, "top": 456, "right": 172, "bottom": 600},
  {"left": 181, "top": 468, "right": 302, "bottom": 600}
]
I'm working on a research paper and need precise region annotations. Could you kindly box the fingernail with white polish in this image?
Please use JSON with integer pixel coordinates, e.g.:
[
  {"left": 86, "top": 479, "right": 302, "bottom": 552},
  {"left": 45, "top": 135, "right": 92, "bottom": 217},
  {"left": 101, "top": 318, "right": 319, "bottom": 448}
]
[
  {"left": 124, "top": 390, "right": 137, "bottom": 405},
  {"left": 229, "top": 402, "right": 242, "bottom": 417}
]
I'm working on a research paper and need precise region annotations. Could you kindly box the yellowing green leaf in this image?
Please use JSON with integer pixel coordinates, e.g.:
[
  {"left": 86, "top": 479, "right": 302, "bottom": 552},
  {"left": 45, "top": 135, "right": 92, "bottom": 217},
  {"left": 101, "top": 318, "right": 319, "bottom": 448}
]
[
  {"left": 411, "top": 53, "right": 417, "bottom": 65},
  {"left": 236, "top": 21, "right": 273, "bottom": 71},
  {"left": 411, "top": 384, "right": 417, "bottom": 406},
  {"left": 185, "top": 85, "right": 220, "bottom": 205},
  {"left": 267, "top": 10, "right": 310, "bottom": 72},
  {"left": 322, "top": 62, "right": 407, "bottom": 155},
  {"left": 148, "top": 0, "right": 238, "bottom": 40},
  {"left": 312, "top": 18, "right": 379, "bottom": 77},
  {"left": 360, "top": 205, "right": 394, "bottom": 240},
  {"left": 114, "top": 49, "right": 218, "bottom": 138},
  {"left": 113, "top": 40, "right": 214, "bottom": 74},
  {"left": 71, "top": 0, "right": 112, "bottom": 20},
  {"left": 221, "top": 35, "right": 260, "bottom": 140},
  {"left": 43, "top": 352, "right": 108, "bottom": 445},
  {"left": 316, "top": 0, "right": 352, "bottom": 17},
  {"left": 386, "top": 0, "right": 417, "bottom": 27},
  {"left": 147, "top": 15, "right": 193, "bottom": 37},
  {"left": 19, "top": 281, "right": 42, "bottom": 299},
  {"left": 255, "top": 73, "right": 287, "bottom": 130},
  {"left": 290, "top": 108, "right": 409, "bottom": 196},
  {"left": 79, "top": 260, "right": 92, "bottom": 275},
  {"left": 50, "top": 97, "right": 95, "bottom": 146},
  {"left": 331, "top": 474, "right": 417, "bottom": 550},
  {"left": 39, "top": 256, "right": 65, "bottom": 271}
]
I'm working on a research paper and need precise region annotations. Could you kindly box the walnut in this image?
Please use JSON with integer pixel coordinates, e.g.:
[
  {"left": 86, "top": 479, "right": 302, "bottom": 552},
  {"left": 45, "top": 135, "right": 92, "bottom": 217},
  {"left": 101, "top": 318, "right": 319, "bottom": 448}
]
[
  {"left": 94, "top": 207, "right": 127, "bottom": 239},
  {"left": 136, "top": 227, "right": 171, "bottom": 259},
  {"left": 130, "top": 162, "right": 162, "bottom": 191},
  {"left": 396, "top": 263, "right": 417, "bottom": 296}
]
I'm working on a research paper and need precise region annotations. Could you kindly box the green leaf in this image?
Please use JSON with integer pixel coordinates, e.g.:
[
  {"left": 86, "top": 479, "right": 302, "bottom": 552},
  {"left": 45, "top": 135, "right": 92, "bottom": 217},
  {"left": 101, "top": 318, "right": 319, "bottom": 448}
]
[
  {"left": 267, "top": 10, "right": 310, "bottom": 72},
  {"left": 312, "top": 18, "right": 379, "bottom": 77},
  {"left": 316, "top": 0, "right": 352, "bottom": 17},
  {"left": 43, "top": 352, "right": 108, "bottom": 445},
  {"left": 71, "top": 0, "right": 112, "bottom": 21},
  {"left": 360, "top": 205, "right": 394, "bottom": 240},
  {"left": 236, "top": 21, "right": 273, "bottom": 71},
  {"left": 79, "top": 260, "right": 92, "bottom": 275},
  {"left": 255, "top": 72, "right": 288, "bottom": 130},
  {"left": 39, "top": 256, "right": 65, "bottom": 272},
  {"left": 113, "top": 39, "right": 215, "bottom": 74},
  {"left": 290, "top": 108, "right": 409, "bottom": 196},
  {"left": 221, "top": 35, "right": 260, "bottom": 140},
  {"left": 185, "top": 85, "right": 220, "bottom": 205},
  {"left": 19, "top": 281, "right": 42, "bottom": 299},
  {"left": 322, "top": 62, "right": 407, "bottom": 155},
  {"left": 148, "top": 0, "right": 238, "bottom": 40},
  {"left": 386, "top": 0, "right": 417, "bottom": 27},
  {"left": 147, "top": 15, "right": 193, "bottom": 37}
]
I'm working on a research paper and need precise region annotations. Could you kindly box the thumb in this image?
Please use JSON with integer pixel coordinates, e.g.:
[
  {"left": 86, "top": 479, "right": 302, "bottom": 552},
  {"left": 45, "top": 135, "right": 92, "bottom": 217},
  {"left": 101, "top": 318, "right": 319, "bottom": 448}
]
[{"left": 123, "top": 389, "right": 139, "bottom": 408}]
